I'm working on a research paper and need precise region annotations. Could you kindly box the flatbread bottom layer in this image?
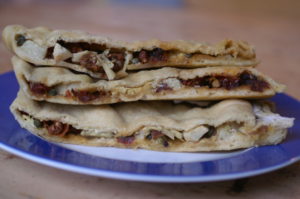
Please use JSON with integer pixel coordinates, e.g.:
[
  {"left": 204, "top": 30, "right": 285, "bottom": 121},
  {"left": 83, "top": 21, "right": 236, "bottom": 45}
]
[{"left": 10, "top": 91, "right": 294, "bottom": 152}]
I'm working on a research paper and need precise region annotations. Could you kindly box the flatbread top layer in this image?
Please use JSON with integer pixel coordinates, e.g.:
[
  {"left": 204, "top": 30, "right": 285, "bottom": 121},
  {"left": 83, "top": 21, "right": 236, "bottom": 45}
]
[{"left": 3, "top": 25, "right": 258, "bottom": 80}]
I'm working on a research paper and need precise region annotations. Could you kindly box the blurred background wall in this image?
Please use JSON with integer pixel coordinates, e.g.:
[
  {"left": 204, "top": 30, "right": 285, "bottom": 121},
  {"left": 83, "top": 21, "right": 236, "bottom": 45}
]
[{"left": 0, "top": 0, "right": 299, "bottom": 97}]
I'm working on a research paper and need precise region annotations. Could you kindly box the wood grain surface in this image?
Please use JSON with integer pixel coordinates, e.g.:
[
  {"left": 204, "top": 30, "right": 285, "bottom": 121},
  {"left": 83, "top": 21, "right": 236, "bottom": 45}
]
[{"left": 0, "top": 0, "right": 300, "bottom": 198}]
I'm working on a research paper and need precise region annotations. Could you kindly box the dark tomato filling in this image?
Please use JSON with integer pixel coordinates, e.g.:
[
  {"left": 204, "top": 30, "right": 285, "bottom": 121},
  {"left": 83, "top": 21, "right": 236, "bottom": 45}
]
[
  {"left": 107, "top": 52, "right": 125, "bottom": 72},
  {"left": 19, "top": 111, "right": 82, "bottom": 137},
  {"left": 45, "top": 41, "right": 126, "bottom": 76},
  {"left": 67, "top": 89, "right": 107, "bottom": 103},
  {"left": 179, "top": 71, "right": 269, "bottom": 92},
  {"left": 29, "top": 82, "right": 51, "bottom": 95},
  {"left": 133, "top": 48, "right": 168, "bottom": 64},
  {"left": 57, "top": 41, "right": 106, "bottom": 53},
  {"left": 117, "top": 135, "right": 135, "bottom": 145},
  {"left": 44, "top": 121, "right": 70, "bottom": 136},
  {"left": 79, "top": 53, "right": 104, "bottom": 73}
]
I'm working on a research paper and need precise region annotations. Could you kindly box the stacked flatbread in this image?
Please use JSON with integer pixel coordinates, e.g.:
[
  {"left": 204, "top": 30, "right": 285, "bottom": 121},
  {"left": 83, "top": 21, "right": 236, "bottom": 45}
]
[{"left": 2, "top": 25, "right": 294, "bottom": 152}]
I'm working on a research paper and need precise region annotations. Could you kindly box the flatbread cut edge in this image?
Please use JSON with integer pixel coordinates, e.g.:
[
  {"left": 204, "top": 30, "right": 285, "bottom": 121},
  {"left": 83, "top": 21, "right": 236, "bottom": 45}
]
[
  {"left": 13, "top": 56, "right": 285, "bottom": 105},
  {"left": 10, "top": 91, "right": 294, "bottom": 152},
  {"left": 3, "top": 25, "right": 258, "bottom": 79}
]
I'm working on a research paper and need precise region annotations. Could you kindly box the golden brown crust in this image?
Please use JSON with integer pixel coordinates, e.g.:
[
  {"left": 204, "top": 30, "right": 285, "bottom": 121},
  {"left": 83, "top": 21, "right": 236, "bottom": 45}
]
[{"left": 3, "top": 25, "right": 258, "bottom": 79}]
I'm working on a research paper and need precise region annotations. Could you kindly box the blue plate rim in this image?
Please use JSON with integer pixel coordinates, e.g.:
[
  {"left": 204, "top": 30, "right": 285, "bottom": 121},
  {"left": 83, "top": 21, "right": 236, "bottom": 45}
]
[{"left": 1, "top": 143, "right": 300, "bottom": 182}]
